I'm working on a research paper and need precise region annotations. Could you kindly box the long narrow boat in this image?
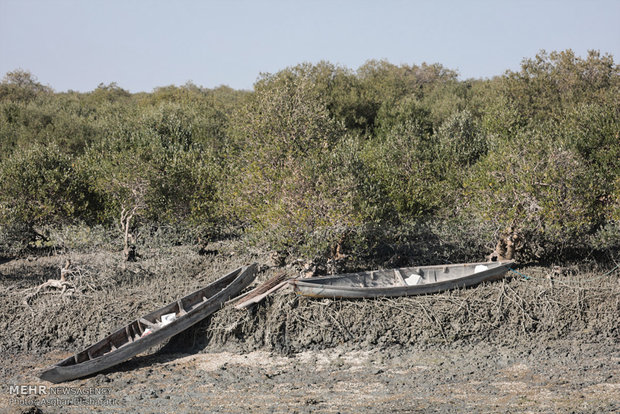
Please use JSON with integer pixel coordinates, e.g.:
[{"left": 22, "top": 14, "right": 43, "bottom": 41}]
[
  {"left": 39, "top": 264, "right": 258, "bottom": 383},
  {"left": 291, "top": 261, "right": 514, "bottom": 298}
]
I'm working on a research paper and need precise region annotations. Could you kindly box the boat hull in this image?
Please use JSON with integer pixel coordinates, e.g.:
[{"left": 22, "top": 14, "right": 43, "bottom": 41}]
[
  {"left": 291, "top": 261, "right": 513, "bottom": 299},
  {"left": 39, "top": 264, "right": 257, "bottom": 383}
]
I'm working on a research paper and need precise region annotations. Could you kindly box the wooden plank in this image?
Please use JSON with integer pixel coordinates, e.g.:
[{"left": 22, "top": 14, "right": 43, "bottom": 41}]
[
  {"left": 429, "top": 271, "right": 437, "bottom": 283},
  {"left": 89, "top": 339, "right": 110, "bottom": 356},
  {"left": 125, "top": 326, "right": 133, "bottom": 342},
  {"left": 235, "top": 281, "right": 289, "bottom": 309},
  {"left": 234, "top": 272, "right": 290, "bottom": 308},
  {"left": 177, "top": 300, "right": 187, "bottom": 315},
  {"left": 394, "top": 269, "right": 406, "bottom": 286},
  {"left": 139, "top": 318, "right": 156, "bottom": 328}
]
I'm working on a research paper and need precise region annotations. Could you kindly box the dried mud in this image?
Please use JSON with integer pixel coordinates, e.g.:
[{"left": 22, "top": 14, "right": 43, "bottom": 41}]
[{"left": 0, "top": 244, "right": 618, "bottom": 413}]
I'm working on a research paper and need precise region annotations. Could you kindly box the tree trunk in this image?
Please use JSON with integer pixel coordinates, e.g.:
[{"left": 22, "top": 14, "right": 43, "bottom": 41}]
[{"left": 488, "top": 228, "right": 520, "bottom": 261}]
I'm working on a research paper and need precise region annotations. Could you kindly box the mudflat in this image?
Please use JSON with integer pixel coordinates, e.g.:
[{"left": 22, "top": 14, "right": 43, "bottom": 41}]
[{"left": 1, "top": 245, "right": 618, "bottom": 413}]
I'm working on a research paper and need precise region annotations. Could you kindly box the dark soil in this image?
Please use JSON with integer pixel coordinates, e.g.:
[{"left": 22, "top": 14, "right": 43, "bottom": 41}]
[{"left": 0, "top": 243, "right": 618, "bottom": 413}]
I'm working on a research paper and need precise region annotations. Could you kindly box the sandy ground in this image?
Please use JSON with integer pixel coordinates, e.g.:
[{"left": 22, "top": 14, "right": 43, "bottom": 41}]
[{"left": 0, "top": 246, "right": 618, "bottom": 413}]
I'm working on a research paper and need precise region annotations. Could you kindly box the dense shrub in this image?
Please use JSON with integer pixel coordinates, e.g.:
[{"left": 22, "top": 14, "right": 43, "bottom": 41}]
[
  {"left": 225, "top": 67, "right": 353, "bottom": 244},
  {"left": 463, "top": 130, "right": 597, "bottom": 258},
  {"left": 0, "top": 143, "right": 104, "bottom": 227},
  {"left": 0, "top": 50, "right": 617, "bottom": 262}
]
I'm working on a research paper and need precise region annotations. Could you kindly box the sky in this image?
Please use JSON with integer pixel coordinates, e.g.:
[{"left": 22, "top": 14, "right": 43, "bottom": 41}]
[{"left": 1, "top": 0, "right": 618, "bottom": 92}]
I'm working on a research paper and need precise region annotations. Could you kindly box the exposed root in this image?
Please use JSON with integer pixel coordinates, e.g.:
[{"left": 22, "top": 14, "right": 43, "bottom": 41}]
[
  {"left": 488, "top": 227, "right": 521, "bottom": 261},
  {"left": 21, "top": 279, "right": 75, "bottom": 316},
  {"left": 20, "top": 260, "right": 78, "bottom": 314}
]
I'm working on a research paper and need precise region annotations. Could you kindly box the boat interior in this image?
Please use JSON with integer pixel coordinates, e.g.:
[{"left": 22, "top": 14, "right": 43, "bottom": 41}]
[
  {"left": 301, "top": 261, "right": 512, "bottom": 288},
  {"left": 56, "top": 267, "right": 242, "bottom": 367}
]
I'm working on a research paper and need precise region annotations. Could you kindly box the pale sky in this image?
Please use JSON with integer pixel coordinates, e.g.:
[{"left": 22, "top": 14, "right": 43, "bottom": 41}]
[{"left": 1, "top": 0, "right": 618, "bottom": 92}]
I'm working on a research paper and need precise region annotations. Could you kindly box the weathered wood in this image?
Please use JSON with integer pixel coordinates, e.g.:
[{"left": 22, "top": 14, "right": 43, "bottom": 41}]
[
  {"left": 428, "top": 270, "right": 437, "bottom": 283},
  {"left": 394, "top": 269, "right": 406, "bottom": 286},
  {"left": 234, "top": 272, "right": 290, "bottom": 309},
  {"left": 139, "top": 318, "right": 156, "bottom": 328},
  {"left": 235, "top": 280, "right": 290, "bottom": 309},
  {"left": 125, "top": 326, "right": 133, "bottom": 342},
  {"left": 39, "top": 264, "right": 258, "bottom": 383},
  {"left": 291, "top": 261, "right": 514, "bottom": 299},
  {"left": 177, "top": 300, "right": 187, "bottom": 315}
]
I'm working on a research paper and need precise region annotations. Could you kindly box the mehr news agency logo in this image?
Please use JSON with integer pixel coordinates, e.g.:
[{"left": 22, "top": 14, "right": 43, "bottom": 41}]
[{"left": 7, "top": 384, "right": 120, "bottom": 407}]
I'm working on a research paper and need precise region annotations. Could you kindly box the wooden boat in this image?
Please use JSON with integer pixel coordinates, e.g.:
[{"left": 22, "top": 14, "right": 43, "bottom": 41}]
[
  {"left": 291, "top": 261, "right": 514, "bottom": 298},
  {"left": 39, "top": 264, "right": 258, "bottom": 383}
]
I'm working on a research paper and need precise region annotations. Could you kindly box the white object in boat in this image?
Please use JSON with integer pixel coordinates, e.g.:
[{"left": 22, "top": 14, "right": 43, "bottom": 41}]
[
  {"left": 160, "top": 313, "right": 177, "bottom": 326},
  {"left": 404, "top": 273, "right": 422, "bottom": 286}
]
